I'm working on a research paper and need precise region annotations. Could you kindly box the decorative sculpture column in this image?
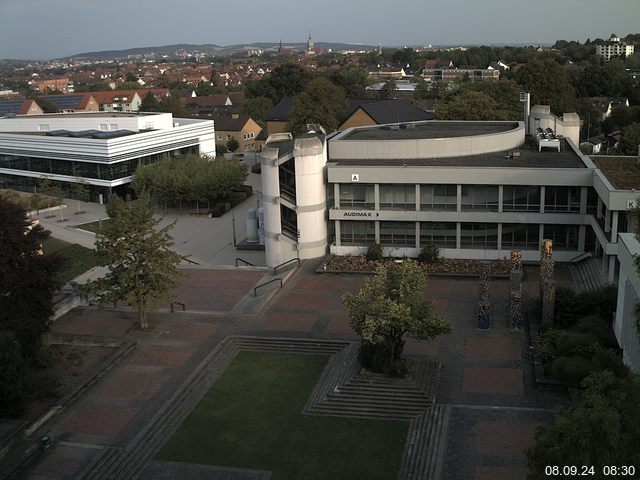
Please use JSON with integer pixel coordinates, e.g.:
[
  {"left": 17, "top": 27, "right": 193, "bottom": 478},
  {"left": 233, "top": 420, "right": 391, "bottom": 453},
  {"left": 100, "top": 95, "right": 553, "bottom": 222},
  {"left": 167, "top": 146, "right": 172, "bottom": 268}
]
[
  {"left": 477, "top": 263, "right": 491, "bottom": 329},
  {"left": 539, "top": 240, "right": 556, "bottom": 325},
  {"left": 509, "top": 250, "right": 523, "bottom": 330}
]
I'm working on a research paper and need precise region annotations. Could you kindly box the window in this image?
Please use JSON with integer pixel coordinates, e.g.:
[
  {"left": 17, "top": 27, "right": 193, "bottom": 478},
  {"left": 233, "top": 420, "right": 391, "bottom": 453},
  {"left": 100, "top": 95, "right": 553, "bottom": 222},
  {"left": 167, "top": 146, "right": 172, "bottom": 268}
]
[
  {"left": 502, "top": 224, "right": 539, "bottom": 249},
  {"left": 380, "top": 221, "right": 416, "bottom": 247},
  {"left": 99, "top": 124, "right": 108, "bottom": 131},
  {"left": 460, "top": 223, "right": 498, "bottom": 249},
  {"left": 420, "top": 184, "right": 457, "bottom": 210},
  {"left": 109, "top": 124, "right": 118, "bottom": 130},
  {"left": 543, "top": 224, "right": 579, "bottom": 250},
  {"left": 420, "top": 222, "right": 457, "bottom": 248},
  {"left": 461, "top": 186, "right": 499, "bottom": 211},
  {"left": 340, "top": 221, "right": 376, "bottom": 245},
  {"left": 380, "top": 184, "right": 416, "bottom": 209},
  {"left": 226, "top": 135, "right": 232, "bottom": 141},
  {"left": 502, "top": 186, "right": 540, "bottom": 212},
  {"left": 339, "top": 184, "right": 374, "bottom": 209},
  {"left": 544, "top": 186, "right": 580, "bottom": 213},
  {"left": 280, "top": 205, "right": 298, "bottom": 240},
  {"left": 38, "top": 124, "right": 49, "bottom": 132},
  {"left": 217, "top": 135, "right": 223, "bottom": 141}
]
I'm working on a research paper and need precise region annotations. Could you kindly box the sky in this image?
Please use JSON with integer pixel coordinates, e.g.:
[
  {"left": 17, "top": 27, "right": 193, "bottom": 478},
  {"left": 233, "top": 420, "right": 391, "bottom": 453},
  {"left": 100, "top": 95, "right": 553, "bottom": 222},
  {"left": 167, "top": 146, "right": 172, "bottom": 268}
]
[{"left": 0, "top": 0, "right": 639, "bottom": 60}]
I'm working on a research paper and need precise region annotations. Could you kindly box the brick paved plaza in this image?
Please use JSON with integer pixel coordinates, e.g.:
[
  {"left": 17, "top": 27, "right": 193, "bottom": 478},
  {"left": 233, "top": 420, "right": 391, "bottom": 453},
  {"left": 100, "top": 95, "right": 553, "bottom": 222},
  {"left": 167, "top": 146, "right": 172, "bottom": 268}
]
[{"left": 20, "top": 262, "right": 567, "bottom": 480}]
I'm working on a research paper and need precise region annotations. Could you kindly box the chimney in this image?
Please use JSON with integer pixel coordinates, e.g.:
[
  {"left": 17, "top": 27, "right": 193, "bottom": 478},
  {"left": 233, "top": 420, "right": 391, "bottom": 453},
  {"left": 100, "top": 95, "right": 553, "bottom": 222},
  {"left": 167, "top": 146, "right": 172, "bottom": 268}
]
[{"left": 231, "top": 112, "right": 239, "bottom": 119}]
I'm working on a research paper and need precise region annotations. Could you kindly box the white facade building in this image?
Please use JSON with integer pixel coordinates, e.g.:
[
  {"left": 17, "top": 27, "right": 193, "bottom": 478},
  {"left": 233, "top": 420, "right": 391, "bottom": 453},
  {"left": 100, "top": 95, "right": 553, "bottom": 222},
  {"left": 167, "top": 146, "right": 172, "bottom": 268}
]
[
  {"left": 596, "top": 35, "right": 635, "bottom": 61},
  {"left": 0, "top": 112, "right": 215, "bottom": 201},
  {"left": 614, "top": 233, "right": 640, "bottom": 373}
]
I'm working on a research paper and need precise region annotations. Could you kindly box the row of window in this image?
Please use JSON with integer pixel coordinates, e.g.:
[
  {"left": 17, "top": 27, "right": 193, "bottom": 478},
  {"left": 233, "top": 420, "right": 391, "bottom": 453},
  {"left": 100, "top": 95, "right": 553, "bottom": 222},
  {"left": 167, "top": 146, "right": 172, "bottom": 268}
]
[
  {"left": 339, "top": 221, "right": 579, "bottom": 250},
  {"left": 338, "top": 184, "right": 589, "bottom": 213},
  {"left": 0, "top": 146, "right": 198, "bottom": 181}
]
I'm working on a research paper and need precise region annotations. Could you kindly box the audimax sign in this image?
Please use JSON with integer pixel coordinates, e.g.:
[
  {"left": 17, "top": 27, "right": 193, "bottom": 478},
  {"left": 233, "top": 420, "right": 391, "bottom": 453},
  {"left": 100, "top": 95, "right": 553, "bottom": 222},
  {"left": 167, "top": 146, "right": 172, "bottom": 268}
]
[{"left": 342, "top": 211, "right": 379, "bottom": 217}]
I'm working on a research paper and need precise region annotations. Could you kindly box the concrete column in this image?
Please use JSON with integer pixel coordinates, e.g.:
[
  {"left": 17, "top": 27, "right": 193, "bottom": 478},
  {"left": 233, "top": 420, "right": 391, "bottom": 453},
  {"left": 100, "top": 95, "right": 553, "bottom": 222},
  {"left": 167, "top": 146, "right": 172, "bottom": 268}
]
[
  {"left": 375, "top": 221, "right": 380, "bottom": 243},
  {"left": 579, "top": 186, "right": 588, "bottom": 215},
  {"left": 611, "top": 211, "right": 619, "bottom": 242},
  {"left": 538, "top": 223, "right": 544, "bottom": 250},
  {"left": 608, "top": 255, "right": 616, "bottom": 283},
  {"left": 605, "top": 207, "right": 611, "bottom": 233},
  {"left": 456, "top": 222, "right": 461, "bottom": 249},
  {"left": 539, "top": 186, "right": 545, "bottom": 214},
  {"left": 415, "top": 221, "right": 420, "bottom": 249},
  {"left": 597, "top": 197, "right": 603, "bottom": 219},
  {"left": 374, "top": 184, "right": 380, "bottom": 211},
  {"left": 335, "top": 220, "right": 341, "bottom": 247},
  {"left": 498, "top": 185, "right": 504, "bottom": 213},
  {"left": 456, "top": 184, "right": 462, "bottom": 212},
  {"left": 578, "top": 225, "right": 586, "bottom": 251},
  {"left": 334, "top": 183, "right": 340, "bottom": 208},
  {"left": 497, "top": 223, "right": 503, "bottom": 250},
  {"left": 415, "top": 184, "right": 420, "bottom": 212},
  {"left": 261, "top": 146, "right": 284, "bottom": 267}
]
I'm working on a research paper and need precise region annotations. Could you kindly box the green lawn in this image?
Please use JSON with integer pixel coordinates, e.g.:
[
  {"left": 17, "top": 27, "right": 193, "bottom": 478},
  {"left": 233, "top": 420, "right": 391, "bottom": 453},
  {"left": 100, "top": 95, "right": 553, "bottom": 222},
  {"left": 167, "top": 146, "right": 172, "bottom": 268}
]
[
  {"left": 75, "top": 218, "right": 112, "bottom": 233},
  {"left": 157, "top": 351, "right": 408, "bottom": 480},
  {"left": 42, "top": 237, "right": 100, "bottom": 284}
]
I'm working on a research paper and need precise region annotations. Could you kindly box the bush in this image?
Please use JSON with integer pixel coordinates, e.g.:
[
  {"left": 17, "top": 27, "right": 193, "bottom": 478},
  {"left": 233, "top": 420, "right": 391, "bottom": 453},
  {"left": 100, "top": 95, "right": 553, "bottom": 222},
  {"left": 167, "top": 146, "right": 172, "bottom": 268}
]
[
  {"left": 553, "top": 285, "right": 617, "bottom": 328},
  {"left": 554, "top": 331, "right": 600, "bottom": 357},
  {"left": 550, "top": 355, "right": 594, "bottom": 387},
  {"left": 0, "top": 331, "right": 29, "bottom": 417},
  {"left": 592, "top": 348, "right": 628, "bottom": 378},
  {"left": 536, "top": 327, "right": 559, "bottom": 363},
  {"left": 570, "top": 315, "right": 618, "bottom": 348},
  {"left": 365, "top": 243, "right": 384, "bottom": 262},
  {"left": 417, "top": 244, "right": 439, "bottom": 263}
]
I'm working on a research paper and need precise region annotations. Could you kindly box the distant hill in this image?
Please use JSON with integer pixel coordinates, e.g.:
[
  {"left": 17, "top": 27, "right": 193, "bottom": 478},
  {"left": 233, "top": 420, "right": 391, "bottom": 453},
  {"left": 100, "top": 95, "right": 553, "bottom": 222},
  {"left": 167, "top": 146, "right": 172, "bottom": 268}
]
[{"left": 61, "top": 42, "right": 380, "bottom": 61}]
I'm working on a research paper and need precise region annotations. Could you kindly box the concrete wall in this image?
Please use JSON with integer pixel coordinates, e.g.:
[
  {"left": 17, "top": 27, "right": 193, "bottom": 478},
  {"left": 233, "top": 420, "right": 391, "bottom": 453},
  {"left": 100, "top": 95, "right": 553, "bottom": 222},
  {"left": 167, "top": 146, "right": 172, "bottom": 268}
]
[
  {"left": 614, "top": 233, "right": 640, "bottom": 373},
  {"left": 0, "top": 112, "right": 175, "bottom": 132},
  {"left": 330, "top": 122, "right": 525, "bottom": 160},
  {"left": 528, "top": 106, "right": 580, "bottom": 146}
]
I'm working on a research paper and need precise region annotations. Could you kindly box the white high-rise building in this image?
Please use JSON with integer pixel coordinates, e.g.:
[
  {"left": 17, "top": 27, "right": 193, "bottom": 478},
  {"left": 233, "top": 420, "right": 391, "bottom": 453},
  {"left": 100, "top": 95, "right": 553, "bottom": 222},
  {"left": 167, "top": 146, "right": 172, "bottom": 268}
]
[{"left": 596, "top": 34, "right": 635, "bottom": 61}]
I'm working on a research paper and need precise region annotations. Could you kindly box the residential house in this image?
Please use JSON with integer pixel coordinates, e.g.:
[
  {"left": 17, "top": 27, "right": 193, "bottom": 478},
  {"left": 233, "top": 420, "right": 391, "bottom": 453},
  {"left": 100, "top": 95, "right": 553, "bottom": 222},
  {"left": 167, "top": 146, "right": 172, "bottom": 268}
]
[
  {"left": 265, "top": 96, "right": 295, "bottom": 136},
  {"left": 32, "top": 77, "right": 75, "bottom": 94},
  {"left": 338, "top": 99, "right": 434, "bottom": 131},
  {"left": 0, "top": 99, "right": 44, "bottom": 116},
  {"left": 596, "top": 35, "right": 635, "bottom": 61},
  {"left": 90, "top": 90, "right": 143, "bottom": 112},
  {"left": 213, "top": 114, "right": 262, "bottom": 152},
  {"left": 39, "top": 94, "right": 99, "bottom": 113}
]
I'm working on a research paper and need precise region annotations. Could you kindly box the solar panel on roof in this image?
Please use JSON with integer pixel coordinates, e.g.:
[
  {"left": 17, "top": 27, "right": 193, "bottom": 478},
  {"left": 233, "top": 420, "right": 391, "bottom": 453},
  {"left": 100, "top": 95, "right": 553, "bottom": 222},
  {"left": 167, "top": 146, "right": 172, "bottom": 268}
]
[
  {"left": 41, "top": 95, "right": 84, "bottom": 109},
  {"left": 0, "top": 100, "right": 25, "bottom": 115},
  {"left": 46, "top": 130, "right": 71, "bottom": 136}
]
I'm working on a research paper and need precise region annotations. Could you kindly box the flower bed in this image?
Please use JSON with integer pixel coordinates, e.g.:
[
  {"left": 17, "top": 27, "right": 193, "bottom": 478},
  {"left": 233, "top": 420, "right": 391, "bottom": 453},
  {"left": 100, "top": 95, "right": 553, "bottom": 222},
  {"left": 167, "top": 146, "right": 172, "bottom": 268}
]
[{"left": 323, "top": 254, "right": 510, "bottom": 276}]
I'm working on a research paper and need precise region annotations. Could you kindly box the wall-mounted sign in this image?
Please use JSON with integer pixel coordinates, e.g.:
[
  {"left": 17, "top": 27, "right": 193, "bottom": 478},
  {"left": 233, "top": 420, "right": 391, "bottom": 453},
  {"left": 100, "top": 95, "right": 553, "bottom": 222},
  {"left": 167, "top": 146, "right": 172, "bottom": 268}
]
[
  {"left": 351, "top": 174, "right": 360, "bottom": 182},
  {"left": 342, "top": 211, "right": 379, "bottom": 218},
  {"left": 627, "top": 200, "right": 638, "bottom": 209}
]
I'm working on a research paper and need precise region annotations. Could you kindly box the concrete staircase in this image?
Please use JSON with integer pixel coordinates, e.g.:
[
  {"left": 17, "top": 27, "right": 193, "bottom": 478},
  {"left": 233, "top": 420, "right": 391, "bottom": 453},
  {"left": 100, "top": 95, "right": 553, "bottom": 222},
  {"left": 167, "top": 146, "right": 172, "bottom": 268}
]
[
  {"left": 78, "top": 336, "right": 446, "bottom": 479},
  {"left": 570, "top": 257, "right": 608, "bottom": 293},
  {"left": 399, "top": 405, "right": 451, "bottom": 480}
]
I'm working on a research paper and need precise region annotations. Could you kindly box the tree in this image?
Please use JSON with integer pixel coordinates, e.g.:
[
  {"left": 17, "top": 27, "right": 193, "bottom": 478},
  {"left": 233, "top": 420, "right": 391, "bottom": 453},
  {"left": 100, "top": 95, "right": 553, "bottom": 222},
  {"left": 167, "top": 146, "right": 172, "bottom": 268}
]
[
  {"left": 239, "top": 96, "right": 273, "bottom": 126},
  {"left": 342, "top": 260, "right": 451, "bottom": 373},
  {"left": 0, "top": 331, "right": 30, "bottom": 417},
  {"left": 331, "top": 67, "right": 370, "bottom": 97},
  {"left": 514, "top": 59, "right": 577, "bottom": 114},
  {"left": 527, "top": 370, "right": 640, "bottom": 478},
  {"left": 437, "top": 90, "right": 513, "bottom": 121},
  {"left": 226, "top": 137, "right": 240, "bottom": 153},
  {"left": 619, "top": 122, "right": 640, "bottom": 156},
  {"left": 0, "top": 196, "right": 60, "bottom": 360},
  {"left": 140, "top": 91, "right": 161, "bottom": 112},
  {"left": 245, "top": 63, "right": 313, "bottom": 104},
  {"left": 379, "top": 79, "right": 397, "bottom": 99},
  {"left": 287, "top": 77, "right": 347, "bottom": 134},
  {"left": 84, "top": 195, "right": 185, "bottom": 329}
]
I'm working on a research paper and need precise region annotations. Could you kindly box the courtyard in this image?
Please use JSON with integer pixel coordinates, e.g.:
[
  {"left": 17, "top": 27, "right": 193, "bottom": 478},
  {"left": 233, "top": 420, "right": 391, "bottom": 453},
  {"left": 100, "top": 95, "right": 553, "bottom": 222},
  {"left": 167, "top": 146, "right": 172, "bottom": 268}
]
[{"left": 12, "top": 260, "right": 568, "bottom": 480}]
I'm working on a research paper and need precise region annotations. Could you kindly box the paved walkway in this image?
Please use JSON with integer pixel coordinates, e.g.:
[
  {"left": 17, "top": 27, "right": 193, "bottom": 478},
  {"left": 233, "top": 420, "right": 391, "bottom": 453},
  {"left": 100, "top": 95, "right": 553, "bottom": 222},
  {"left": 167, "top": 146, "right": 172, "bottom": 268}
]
[
  {"left": 19, "top": 262, "right": 568, "bottom": 480},
  {"left": 34, "top": 172, "right": 266, "bottom": 267}
]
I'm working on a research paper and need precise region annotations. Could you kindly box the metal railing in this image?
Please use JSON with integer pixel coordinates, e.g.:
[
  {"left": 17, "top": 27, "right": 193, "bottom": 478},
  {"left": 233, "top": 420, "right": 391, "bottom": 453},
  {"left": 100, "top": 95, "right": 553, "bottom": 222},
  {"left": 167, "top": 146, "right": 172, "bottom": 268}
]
[
  {"left": 569, "top": 251, "right": 593, "bottom": 263},
  {"left": 170, "top": 302, "right": 185, "bottom": 313},
  {"left": 235, "top": 257, "right": 255, "bottom": 267},
  {"left": 253, "top": 278, "right": 283, "bottom": 296},
  {"left": 274, "top": 257, "right": 300, "bottom": 275}
]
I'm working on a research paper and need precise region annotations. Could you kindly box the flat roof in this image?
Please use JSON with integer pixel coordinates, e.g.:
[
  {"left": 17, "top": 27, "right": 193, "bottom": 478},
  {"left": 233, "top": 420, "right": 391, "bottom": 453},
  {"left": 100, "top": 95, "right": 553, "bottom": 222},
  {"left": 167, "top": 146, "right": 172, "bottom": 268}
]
[
  {"left": 592, "top": 155, "right": 640, "bottom": 190},
  {"left": 342, "top": 121, "right": 519, "bottom": 141},
  {"left": 330, "top": 138, "right": 586, "bottom": 169},
  {"left": 2, "top": 112, "right": 160, "bottom": 119}
]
